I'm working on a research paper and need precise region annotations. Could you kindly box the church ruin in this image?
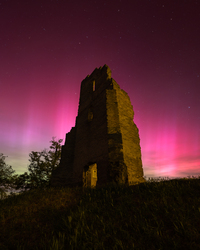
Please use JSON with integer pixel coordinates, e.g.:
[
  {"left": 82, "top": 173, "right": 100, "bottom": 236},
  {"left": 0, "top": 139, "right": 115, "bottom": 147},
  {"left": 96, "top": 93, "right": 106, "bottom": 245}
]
[{"left": 50, "top": 65, "right": 146, "bottom": 188}]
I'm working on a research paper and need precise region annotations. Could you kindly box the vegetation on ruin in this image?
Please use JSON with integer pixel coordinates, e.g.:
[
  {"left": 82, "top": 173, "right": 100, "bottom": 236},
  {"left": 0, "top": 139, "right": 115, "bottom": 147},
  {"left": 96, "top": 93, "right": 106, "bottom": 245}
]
[{"left": 0, "top": 176, "right": 200, "bottom": 250}]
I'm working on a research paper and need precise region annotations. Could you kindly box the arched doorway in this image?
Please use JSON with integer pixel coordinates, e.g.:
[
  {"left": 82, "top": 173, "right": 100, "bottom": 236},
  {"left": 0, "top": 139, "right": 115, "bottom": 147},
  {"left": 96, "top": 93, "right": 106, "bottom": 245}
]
[{"left": 83, "top": 163, "right": 97, "bottom": 187}]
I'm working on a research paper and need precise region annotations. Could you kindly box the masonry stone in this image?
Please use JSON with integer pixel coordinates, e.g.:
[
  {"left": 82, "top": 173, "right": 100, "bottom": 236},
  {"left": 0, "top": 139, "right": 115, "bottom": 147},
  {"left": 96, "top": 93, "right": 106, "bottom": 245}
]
[{"left": 50, "top": 65, "right": 146, "bottom": 188}]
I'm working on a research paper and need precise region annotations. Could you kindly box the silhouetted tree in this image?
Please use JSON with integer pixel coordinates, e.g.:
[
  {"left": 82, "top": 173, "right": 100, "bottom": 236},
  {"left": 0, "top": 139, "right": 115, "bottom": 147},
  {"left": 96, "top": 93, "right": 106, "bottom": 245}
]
[
  {"left": 14, "top": 137, "right": 63, "bottom": 191},
  {"left": 0, "top": 153, "right": 16, "bottom": 198},
  {"left": 12, "top": 172, "right": 32, "bottom": 192}
]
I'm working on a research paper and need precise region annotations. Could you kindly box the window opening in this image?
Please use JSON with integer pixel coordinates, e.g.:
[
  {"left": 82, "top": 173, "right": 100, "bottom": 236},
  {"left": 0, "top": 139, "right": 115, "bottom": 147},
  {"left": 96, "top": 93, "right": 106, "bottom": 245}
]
[
  {"left": 93, "top": 80, "right": 95, "bottom": 91},
  {"left": 88, "top": 110, "right": 93, "bottom": 121},
  {"left": 88, "top": 107, "right": 93, "bottom": 122}
]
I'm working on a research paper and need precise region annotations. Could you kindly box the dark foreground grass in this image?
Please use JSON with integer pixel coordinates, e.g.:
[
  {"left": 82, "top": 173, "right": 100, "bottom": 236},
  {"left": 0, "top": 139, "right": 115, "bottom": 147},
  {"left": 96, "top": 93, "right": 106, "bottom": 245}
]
[{"left": 0, "top": 176, "right": 200, "bottom": 250}]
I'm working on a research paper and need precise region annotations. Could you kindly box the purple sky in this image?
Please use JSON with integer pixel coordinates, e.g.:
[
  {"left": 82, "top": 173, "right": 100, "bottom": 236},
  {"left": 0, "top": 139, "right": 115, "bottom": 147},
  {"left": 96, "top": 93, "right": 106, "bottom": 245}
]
[{"left": 0, "top": 0, "right": 200, "bottom": 180}]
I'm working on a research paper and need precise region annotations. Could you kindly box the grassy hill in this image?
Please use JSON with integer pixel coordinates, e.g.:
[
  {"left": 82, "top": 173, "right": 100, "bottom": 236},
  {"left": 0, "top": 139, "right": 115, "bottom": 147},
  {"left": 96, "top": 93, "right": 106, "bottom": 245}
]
[{"left": 0, "top": 176, "right": 200, "bottom": 250}]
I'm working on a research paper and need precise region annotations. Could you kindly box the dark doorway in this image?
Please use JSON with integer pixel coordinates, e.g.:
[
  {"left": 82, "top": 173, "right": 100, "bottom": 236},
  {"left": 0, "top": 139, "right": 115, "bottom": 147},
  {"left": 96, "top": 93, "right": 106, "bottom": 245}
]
[{"left": 83, "top": 163, "right": 97, "bottom": 187}]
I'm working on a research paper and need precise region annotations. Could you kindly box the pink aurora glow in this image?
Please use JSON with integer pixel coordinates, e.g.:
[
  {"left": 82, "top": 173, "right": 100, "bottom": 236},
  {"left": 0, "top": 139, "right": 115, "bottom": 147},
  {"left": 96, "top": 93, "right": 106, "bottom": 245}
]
[{"left": 0, "top": 0, "right": 199, "bottom": 179}]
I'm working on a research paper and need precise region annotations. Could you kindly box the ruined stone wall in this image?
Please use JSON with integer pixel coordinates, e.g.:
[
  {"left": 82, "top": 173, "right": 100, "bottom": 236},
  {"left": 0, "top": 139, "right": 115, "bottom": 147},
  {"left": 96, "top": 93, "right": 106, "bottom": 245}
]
[
  {"left": 50, "top": 64, "right": 146, "bottom": 188},
  {"left": 106, "top": 85, "right": 125, "bottom": 183},
  {"left": 72, "top": 66, "right": 112, "bottom": 186},
  {"left": 50, "top": 127, "right": 76, "bottom": 186},
  {"left": 113, "top": 80, "right": 145, "bottom": 184}
]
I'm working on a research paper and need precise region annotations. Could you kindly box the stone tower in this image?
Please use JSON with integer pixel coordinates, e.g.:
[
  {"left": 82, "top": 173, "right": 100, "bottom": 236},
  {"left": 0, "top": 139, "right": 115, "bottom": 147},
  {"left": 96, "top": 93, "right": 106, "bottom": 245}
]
[{"left": 50, "top": 65, "right": 146, "bottom": 188}]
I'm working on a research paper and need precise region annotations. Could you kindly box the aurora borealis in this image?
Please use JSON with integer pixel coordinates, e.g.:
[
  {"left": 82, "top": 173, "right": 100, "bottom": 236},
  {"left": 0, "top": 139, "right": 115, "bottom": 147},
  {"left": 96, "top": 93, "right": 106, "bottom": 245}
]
[{"left": 0, "top": 0, "right": 199, "bottom": 179}]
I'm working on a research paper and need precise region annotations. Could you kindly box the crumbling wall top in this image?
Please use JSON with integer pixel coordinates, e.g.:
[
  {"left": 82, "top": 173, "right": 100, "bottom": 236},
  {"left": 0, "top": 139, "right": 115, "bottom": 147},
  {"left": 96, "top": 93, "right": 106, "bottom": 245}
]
[{"left": 82, "top": 64, "right": 111, "bottom": 84}]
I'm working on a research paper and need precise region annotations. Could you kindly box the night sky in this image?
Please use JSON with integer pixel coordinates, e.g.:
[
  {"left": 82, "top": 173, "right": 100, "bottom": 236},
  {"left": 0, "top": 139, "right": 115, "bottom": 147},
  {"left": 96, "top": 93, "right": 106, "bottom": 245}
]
[{"left": 0, "top": 0, "right": 200, "bottom": 180}]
